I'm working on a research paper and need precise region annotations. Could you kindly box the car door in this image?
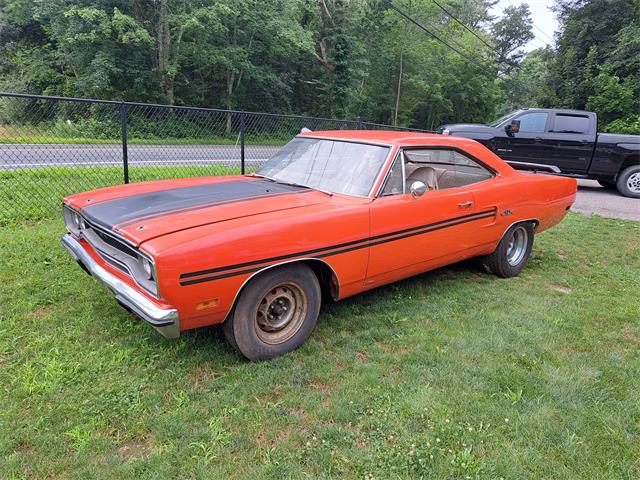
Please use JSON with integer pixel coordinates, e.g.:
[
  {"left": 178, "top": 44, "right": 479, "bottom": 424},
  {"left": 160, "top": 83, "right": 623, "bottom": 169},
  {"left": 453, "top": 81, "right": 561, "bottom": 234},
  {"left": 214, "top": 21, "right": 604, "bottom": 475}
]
[
  {"left": 365, "top": 149, "right": 498, "bottom": 288},
  {"left": 535, "top": 112, "right": 596, "bottom": 174},
  {"left": 493, "top": 111, "right": 551, "bottom": 165}
]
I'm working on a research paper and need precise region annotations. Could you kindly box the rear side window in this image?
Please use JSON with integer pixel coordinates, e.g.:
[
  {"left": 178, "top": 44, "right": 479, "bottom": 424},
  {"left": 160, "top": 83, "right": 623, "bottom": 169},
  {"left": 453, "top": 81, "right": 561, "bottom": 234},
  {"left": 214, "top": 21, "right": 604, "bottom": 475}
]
[
  {"left": 517, "top": 112, "right": 548, "bottom": 133},
  {"left": 552, "top": 114, "right": 590, "bottom": 134},
  {"left": 403, "top": 149, "right": 494, "bottom": 190}
]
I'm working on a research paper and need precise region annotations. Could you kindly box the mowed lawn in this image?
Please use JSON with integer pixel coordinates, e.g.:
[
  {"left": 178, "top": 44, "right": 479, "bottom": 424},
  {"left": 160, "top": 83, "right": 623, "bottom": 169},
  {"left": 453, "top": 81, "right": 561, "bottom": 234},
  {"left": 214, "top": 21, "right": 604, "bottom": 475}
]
[{"left": 1, "top": 213, "right": 639, "bottom": 479}]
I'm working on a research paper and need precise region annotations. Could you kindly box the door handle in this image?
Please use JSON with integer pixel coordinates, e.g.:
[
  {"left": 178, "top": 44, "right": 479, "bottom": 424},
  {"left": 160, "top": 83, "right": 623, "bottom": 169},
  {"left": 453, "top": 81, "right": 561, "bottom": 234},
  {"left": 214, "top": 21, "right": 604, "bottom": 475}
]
[{"left": 458, "top": 201, "right": 473, "bottom": 208}]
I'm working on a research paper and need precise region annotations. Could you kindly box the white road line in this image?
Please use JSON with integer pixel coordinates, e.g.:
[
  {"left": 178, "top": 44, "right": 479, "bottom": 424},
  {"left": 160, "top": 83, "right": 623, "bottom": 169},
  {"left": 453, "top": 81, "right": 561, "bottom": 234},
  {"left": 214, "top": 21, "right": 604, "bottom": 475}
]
[{"left": 1, "top": 159, "right": 270, "bottom": 168}]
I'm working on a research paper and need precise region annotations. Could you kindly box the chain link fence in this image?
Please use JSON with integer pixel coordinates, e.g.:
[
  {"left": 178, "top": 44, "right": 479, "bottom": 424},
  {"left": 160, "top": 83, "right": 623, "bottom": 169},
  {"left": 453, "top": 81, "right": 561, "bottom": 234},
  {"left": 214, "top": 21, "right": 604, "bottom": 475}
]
[{"left": 0, "top": 92, "right": 431, "bottom": 223}]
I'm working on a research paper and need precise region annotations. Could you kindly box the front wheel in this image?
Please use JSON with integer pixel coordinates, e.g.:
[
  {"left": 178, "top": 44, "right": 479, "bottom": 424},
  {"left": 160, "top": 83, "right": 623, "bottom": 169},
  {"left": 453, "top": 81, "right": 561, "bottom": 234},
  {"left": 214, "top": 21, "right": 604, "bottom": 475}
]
[
  {"left": 616, "top": 165, "right": 640, "bottom": 198},
  {"left": 223, "top": 264, "right": 321, "bottom": 361},
  {"left": 480, "top": 222, "right": 535, "bottom": 278}
]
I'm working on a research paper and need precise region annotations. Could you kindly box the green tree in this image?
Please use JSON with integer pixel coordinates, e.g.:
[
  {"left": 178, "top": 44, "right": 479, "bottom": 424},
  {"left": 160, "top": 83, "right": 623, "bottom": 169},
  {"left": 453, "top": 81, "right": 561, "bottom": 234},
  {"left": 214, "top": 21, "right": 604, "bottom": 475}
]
[{"left": 491, "top": 4, "right": 534, "bottom": 73}]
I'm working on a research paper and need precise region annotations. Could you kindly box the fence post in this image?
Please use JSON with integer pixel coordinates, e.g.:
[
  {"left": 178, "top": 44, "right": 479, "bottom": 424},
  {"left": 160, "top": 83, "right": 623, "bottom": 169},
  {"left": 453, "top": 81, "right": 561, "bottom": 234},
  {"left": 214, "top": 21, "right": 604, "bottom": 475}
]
[
  {"left": 240, "top": 112, "right": 246, "bottom": 175},
  {"left": 120, "top": 102, "right": 129, "bottom": 184},
  {"left": 356, "top": 116, "right": 363, "bottom": 130}
]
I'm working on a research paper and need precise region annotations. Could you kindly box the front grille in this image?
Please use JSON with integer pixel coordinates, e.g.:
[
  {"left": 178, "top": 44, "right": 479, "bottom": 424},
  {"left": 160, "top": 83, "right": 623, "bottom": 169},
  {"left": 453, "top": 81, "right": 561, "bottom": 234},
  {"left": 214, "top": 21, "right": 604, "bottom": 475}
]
[
  {"left": 93, "top": 228, "right": 138, "bottom": 258},
  {"left": 97, "top": 249, "right": 130, "bottom": 273}
]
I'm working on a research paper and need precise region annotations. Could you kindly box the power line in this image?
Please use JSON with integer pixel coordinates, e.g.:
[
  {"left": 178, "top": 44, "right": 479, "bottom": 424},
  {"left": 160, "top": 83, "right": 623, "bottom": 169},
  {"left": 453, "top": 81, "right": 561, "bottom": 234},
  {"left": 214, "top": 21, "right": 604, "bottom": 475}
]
[
  {"left": 429, "top": 0, "right": 494, "bottom": 50},
  {"left": 385, "top": 1, "right": 490, "bottom": 69},
  {"left": 503, "top": 0, "right": 555, "bottom": 46},
  {"left": 533, "top": 24, "right": 554, "bottom": 43}
]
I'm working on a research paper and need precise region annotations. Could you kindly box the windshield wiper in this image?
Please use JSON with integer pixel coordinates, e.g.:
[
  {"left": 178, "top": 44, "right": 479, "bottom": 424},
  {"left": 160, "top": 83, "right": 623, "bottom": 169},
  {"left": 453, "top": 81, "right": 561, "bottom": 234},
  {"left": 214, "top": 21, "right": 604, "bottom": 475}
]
[{"left": 250, "top": 174, "right": 333, "bottom": 196}]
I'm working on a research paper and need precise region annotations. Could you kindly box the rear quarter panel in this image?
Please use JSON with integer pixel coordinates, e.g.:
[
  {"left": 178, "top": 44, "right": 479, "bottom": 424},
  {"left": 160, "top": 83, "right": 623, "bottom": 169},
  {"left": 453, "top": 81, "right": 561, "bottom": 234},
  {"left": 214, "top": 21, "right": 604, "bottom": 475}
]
[{"left": 505, "top": 172, "right": 576, "bottom": 234}]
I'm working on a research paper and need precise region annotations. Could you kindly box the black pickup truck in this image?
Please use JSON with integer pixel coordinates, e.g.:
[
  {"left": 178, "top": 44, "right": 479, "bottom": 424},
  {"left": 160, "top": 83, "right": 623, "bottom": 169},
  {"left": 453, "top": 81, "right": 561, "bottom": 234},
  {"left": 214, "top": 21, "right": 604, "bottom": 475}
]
[{"left": 438, "top": 108, "right": 640, "bottom": 197}]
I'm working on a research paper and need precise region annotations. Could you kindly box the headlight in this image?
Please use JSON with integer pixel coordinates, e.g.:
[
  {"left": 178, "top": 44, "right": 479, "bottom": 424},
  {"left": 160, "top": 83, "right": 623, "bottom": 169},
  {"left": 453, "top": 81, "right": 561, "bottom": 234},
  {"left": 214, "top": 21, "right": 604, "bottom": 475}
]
[
  {"left": 141, "top": 257, "right": 154, "bottom": 280},
  {"left": 73, "top": 212, "right": 81, "bottom": 228},
  {"left": 133, "top": 254, "right": 158, "bottom": 296}
]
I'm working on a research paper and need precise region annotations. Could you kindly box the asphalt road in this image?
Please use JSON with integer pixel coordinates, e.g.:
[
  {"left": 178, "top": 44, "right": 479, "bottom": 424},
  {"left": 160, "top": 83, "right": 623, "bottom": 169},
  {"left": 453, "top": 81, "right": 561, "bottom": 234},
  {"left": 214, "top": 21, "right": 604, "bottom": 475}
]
[
  {"left": 2, "top": 144, "right": 638, "bottom": 221},
  {"left": 572, "top": 179, "right": 640, "bottom": 222},
  {"left": 0, "top": 143, "right": 280, "bottom": 169}
]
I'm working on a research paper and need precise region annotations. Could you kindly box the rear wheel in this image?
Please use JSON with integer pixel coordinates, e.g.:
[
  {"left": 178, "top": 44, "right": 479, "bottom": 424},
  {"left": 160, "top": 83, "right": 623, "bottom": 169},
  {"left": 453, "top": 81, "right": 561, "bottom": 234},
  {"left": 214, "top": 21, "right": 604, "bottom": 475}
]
[
  {"left": 223, "top": 264, "right": 321, "bottom": 361},
  {"left": 616, "top": 165, "right": 640, "bottom": 198},
  {"left": 480, "top": 223, "right": 535, "bottom": 278}
]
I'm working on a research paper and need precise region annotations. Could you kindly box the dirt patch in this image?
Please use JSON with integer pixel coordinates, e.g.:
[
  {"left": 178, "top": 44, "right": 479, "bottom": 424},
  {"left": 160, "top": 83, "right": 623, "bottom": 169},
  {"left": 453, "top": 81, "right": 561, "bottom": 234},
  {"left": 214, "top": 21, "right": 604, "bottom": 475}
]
[
  {"left": 550, "top": 284, "right": 572, "bottom": 294},
  {"left": 255, "top": 426, "right": 292, "bottom": 448},
  {"left": 557, "top": 251, "right": 568, "bottom": 261},
  {"left": 309, "top": 379, "right": 332, "bottom": 394},
  {"left": 256, "top": 387, "right": 284, "bottom": 405},
  {"left": 186, "top": 365, "right": 222, "bottom": 388},
  {"left": 383, "top": 366, "right": 400, "bottom": 378},
  {"left": 118, "top": 434, "right": 153, "bottom": 460},
  {"left": 287, "top": 405, "right": 306, "bottom": 418},
  {"left": 356, "top": 351, "right": 369, "bottom": 363},
  {"left": 0, "top": 126, "right": 14, "bottom": 137},
  {"left": 31, "top": 304, "right": 56, "bottom": 319},
  {"left": 621, "top": 326, "right": 640, "bottom": 345},
  {"left": 14, "top": 441, "right": 35, "bottom": 455}
]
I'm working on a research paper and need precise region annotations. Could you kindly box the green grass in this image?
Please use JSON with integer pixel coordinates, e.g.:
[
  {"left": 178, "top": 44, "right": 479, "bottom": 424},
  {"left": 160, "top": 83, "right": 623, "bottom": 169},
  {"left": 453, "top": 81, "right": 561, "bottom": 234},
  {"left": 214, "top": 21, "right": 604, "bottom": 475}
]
[
  {"left": 0, "top": 166, "right": 241, "bottom": 225},
  {"left": 1, "top": 214, "right": 639, "bottom": 478}
]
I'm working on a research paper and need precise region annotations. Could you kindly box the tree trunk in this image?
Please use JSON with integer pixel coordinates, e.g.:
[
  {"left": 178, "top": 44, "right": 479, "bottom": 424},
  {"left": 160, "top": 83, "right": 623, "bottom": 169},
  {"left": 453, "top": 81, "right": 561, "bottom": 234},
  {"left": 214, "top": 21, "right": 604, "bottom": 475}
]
[
  {"left": 157, "top": 0, "right": 173, "bottom": 104},
  {"left": 394, "top": 48, "right": 403, "bottom": 127},
  {"left": 225, "top": 70, "right": 236, "bottom": 134}
]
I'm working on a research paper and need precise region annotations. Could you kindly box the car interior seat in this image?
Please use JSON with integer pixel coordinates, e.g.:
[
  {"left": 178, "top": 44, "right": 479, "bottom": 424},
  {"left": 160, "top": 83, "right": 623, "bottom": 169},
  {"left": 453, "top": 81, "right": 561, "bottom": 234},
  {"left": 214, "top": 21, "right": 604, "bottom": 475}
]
[{"left": 406, "top": 166, "right": 439, "bottom": 191}]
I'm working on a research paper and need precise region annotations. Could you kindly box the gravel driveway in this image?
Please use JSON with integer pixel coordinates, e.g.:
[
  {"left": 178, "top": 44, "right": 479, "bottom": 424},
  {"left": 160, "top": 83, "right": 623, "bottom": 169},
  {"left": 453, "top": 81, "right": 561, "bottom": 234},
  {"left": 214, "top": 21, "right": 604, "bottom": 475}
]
[{"left": 573, "top": 180, "right": 640, "bottom": 221}]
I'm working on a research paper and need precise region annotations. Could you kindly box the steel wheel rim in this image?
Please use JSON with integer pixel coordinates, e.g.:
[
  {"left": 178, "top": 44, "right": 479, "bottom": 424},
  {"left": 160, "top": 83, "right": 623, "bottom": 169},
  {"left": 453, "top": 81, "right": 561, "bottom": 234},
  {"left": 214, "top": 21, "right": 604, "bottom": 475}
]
[
  {"left": 254, "top": 282, "right": 307, "bottom": 345},
  {"left": 627, "top": 172, "right": 640, "bottom": 193},
  {"left": 506, "top": 226, "right": 528, "bottom": 266}
]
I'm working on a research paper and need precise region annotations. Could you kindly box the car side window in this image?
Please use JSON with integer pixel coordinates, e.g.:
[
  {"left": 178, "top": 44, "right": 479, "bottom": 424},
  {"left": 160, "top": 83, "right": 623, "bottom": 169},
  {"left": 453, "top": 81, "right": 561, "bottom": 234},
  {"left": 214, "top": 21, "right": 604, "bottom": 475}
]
[
  {"left": 517, "top": 112, "right": 548, "bottom": 133},
  {"left": 551, "top": 114, "right": 590, "bottom": 134},
  {"left": 403, "top": 149, "right": 494, "bottom": 191},
  {"left": 380, "top": 154, "right": 404, "bottom": 195}
]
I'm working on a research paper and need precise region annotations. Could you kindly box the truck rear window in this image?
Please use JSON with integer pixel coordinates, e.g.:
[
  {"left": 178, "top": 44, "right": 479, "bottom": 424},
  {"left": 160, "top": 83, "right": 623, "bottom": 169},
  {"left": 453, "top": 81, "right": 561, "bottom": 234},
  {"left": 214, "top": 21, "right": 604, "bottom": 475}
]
[{"left": 552, "top": 114, "right": 590, "bottom": 134}]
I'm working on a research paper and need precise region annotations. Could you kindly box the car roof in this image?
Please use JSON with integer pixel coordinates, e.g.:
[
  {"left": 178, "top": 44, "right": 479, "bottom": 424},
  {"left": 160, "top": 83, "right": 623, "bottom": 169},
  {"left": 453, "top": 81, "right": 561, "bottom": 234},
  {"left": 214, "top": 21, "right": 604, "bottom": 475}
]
[
  {"left": 299, "top": 129, "right": 474, "bottom": 147},
  {"left": 520, "top": 108, "right": 594, "bottom": 115},
  {"left": 298, "top": 129, "right": 512, "bottom": 176}
]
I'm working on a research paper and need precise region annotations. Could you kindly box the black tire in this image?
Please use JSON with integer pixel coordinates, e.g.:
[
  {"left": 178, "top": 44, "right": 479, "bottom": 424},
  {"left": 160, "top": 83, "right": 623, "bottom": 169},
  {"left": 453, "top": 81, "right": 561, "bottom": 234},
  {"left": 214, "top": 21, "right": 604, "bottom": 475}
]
[
  {"left": 480, "top": 222, "right": 535, "bottom": 278},
  {"left": 616, "top": 165, "right": 640, "bottom": 198},
  {"left": 597, "top": 179, "right": 617, "bottom": 189},
  {"left": 223, "top": 264, "right": 321, "bottom": 361}
]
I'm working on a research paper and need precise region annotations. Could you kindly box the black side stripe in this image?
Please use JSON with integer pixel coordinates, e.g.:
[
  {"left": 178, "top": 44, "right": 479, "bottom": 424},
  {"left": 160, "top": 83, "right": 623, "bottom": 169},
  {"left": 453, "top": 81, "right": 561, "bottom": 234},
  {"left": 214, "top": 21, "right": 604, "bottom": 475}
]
[
  {"left": 180, "top": 208, "right": 495, "bottom": 280},
  {"left": 179, "top": 209, "right": 496, "bottom": 286},
  {"left": 113, "top": 190, "right": 307, "bottom": 232}
]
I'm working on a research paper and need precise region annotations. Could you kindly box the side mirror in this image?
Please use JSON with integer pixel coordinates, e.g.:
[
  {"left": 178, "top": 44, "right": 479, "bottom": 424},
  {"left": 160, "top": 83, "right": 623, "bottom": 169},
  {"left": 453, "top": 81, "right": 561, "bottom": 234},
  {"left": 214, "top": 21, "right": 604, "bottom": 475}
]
[
  {"left": 505, "top": 119, "right": 520, "bottom": 136},
  {"left": 409, "top": 181, "right": 427, "bottom": 198}
]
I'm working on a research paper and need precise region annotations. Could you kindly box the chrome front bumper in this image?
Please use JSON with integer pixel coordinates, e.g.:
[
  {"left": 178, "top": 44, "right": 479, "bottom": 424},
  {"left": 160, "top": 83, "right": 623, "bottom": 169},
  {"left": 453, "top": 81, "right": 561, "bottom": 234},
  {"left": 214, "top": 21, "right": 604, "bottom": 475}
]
[{"left": 61, "top": 234, "right": 180, "bottom": 338}]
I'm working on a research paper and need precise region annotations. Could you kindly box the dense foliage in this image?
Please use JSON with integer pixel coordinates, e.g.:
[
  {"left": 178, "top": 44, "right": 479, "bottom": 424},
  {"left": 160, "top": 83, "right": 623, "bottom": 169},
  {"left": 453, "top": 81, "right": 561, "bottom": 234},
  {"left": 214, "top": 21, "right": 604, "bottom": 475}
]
[
  {"left": 0, "top": 0, "right": 637, "bottom": 131},
  {"left": 508, "top": 0, "right": 640, "bottom": 133}
]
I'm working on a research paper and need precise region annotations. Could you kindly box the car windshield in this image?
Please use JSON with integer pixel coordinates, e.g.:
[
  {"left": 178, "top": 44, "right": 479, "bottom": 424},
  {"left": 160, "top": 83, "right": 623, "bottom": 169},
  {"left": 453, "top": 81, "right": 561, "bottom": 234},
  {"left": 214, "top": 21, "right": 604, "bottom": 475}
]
[
  {"left": 256, "top": 137, "right": 390, "bottom": 196},
  {"left": 487, "top": 111, "right": 520, "bottom": 127}
]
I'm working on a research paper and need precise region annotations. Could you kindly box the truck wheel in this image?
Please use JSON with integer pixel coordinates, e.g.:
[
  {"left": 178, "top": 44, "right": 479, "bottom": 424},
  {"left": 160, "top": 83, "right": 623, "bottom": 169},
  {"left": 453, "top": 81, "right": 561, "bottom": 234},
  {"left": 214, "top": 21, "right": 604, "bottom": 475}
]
[
  {"left": 597, "top": 180, "right": 616, "bottom": 189},
  {"left": 480, "top": 223, "right": 534, "bottom": 278},
  {"left": 616, "top": 165, "right": 640, "bottom": 198},
  {"left": 223, "top": 264, "right": 321, "bottom": 361}
]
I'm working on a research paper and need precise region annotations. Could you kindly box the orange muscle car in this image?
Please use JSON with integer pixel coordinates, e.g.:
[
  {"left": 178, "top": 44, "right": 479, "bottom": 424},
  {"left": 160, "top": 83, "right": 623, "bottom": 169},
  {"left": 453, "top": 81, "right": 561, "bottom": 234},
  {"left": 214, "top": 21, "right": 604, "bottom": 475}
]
[{"left": 61, "top": 131, "right": 577, "bottom": 360}]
